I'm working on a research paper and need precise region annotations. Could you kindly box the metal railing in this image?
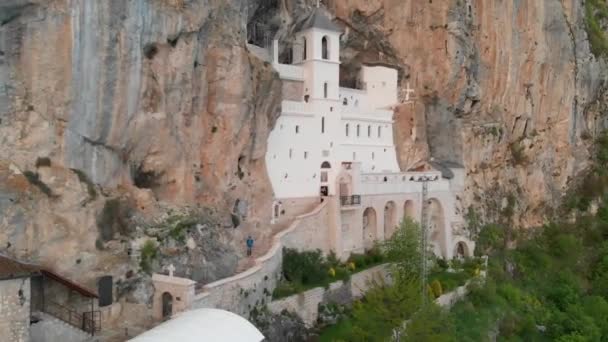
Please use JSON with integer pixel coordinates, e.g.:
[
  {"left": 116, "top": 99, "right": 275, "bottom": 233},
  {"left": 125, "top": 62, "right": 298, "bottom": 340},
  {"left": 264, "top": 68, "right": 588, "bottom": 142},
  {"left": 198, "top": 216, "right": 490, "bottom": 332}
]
[
  {"left": 44, "top": 301, "right": 101, "bottom": 335},
  {"left": 340, "top": 195, "right": 361, "bottom": 206}
]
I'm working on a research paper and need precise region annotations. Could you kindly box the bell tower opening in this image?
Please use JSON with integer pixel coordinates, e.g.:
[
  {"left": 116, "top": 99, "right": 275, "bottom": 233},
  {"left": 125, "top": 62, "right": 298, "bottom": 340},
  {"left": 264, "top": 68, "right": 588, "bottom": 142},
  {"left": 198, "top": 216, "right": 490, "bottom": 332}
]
[{"left": 322, "top": 36, "right": 329, "bottom": 60}]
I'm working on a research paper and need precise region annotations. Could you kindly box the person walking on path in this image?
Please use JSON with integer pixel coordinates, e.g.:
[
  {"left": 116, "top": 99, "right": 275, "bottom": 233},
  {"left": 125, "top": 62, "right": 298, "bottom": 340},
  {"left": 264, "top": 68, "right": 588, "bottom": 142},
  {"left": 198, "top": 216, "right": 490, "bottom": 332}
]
[{"left": 246, "top": 236, "right": 254, "bottom": 256}]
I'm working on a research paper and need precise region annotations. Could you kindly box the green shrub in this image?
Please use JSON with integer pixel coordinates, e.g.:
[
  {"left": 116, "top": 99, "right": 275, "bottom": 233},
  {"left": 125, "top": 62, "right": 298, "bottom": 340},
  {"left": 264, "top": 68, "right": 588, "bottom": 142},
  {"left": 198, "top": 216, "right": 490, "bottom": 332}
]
[
  {"left": 510, "top": 140, "right": 528, "bottom": 165},
  {"left": 140, "top": 240, "right": 158, "bottom": 273},
  {"left": 272, "top": 281, "right": 305, "bottom": 299},
  {"left": 161, "top": 214, "right": 198, "bottom": 243},
  {"left": 282, "top": 248, "right": 328, "bottom": 286},
  {"left": 586, "top": 0, "right": 608, "bottom": 58},
  {"left": 430, "top": 280, "right": 443, "bottom": 298},
  {"left": 474, "top": 224, "right": 505, "bottom": 255}
]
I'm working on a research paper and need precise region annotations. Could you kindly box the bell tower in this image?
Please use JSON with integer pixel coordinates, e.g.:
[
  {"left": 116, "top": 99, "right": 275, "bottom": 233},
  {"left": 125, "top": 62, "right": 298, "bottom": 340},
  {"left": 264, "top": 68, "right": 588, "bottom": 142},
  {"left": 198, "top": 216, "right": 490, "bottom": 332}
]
[{"left": 293, "top": 8, "right": 342, "bottom": 102}]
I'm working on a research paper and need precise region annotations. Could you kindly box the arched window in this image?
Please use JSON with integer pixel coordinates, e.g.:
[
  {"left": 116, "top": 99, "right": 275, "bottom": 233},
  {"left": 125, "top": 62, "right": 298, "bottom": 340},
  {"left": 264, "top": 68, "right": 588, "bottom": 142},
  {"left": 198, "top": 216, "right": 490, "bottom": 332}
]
[
  {"left": 356, "top": 124, "right": 360, "bottom": 137},
  {"left": 343, "top": 98, "right": 348, "bottom": 105},
  {"left": 295, "top": 125, "right": 299, "bottom": 134},
  {"left": 367, "top": 125, "right": 371, "bottom": 137},
  {"left": 322, "top": 36, "right": 329, "bottom": 59},
  {"left": 303, "top": 37, "right": 307, "bottom": 60},
  {"left": 345, "top": 123, "right": 349, "bottom": 136},
  {"left": 378, "top": 126, "right": 382, "bottom": 138},
  {"left": 324, "top": 82, "right": 328, "bottom": 98},
  {"left": 321, "top": 161, "right": 331, "bottom": 169},
  {"left": 321, "top": 117, "right": 325, "bottom": 133}
]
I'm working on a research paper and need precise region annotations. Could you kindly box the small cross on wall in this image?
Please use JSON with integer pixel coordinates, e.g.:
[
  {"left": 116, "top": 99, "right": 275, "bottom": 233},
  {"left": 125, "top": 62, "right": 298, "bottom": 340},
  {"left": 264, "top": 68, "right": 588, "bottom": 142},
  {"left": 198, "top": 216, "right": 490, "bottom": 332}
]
[
  {"left": 404, "top": 82, "right": 415, "bottom": 102},
  {"left": 166, "top": 264, "right": 176, "bottom": 277}
]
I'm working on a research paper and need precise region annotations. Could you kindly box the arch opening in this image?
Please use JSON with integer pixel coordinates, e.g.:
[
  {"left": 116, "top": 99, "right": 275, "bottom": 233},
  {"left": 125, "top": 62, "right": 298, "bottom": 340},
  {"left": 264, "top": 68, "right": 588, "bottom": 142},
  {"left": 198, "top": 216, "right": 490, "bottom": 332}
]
[
  {"left": 322, "top": 36, "right": 329, "bottom": 59},
  {"left": 427, "top": 198, "right": 447, "bottom": 258},
  {"left": 362, "top": 207, "right": 378, "bottom": 251},
  {"left": 454, "top": 241, "right": 470, "bottom": 259},
  {"left": 403, "top": 200, "right": 416, "bottom": 221},
  {"left": 384, "top": 201, "right": 397, "bottom": 239},
  {"left": 162, "top": 292, "right": 173, "bottom": 319}
]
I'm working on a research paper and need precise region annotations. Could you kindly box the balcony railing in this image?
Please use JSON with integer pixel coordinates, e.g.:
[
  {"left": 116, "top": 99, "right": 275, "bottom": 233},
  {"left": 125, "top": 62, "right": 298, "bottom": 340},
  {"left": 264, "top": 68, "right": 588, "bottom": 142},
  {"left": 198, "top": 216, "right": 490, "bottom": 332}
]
[
  {"left": 44, "top": 301, "right": 101, "bottom": 335},
  {"left": 340, "top": 195, "right": 361, "bottom": 206}
]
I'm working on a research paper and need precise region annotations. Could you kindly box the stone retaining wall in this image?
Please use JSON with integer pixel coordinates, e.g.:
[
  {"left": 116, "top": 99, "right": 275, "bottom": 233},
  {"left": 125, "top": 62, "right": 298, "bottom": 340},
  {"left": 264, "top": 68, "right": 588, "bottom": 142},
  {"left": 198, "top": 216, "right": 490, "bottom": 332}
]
[
  {"left": 267, "top": 264, "right": 390, "bottom": 326},
  {"left": 191, "top": 201, "right": 330, "bottom": 317}
]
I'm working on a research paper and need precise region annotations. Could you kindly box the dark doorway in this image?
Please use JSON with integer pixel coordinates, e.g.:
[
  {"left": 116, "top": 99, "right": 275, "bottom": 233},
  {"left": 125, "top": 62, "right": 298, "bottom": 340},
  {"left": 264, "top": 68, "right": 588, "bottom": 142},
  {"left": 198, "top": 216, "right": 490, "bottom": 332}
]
[
  {"left": 162, "top": 292, "right": 173, "bottom": 319},
  {"left": 320, "top": 186, "right": 329, "bottom": 196},
  {"left": 98, "top": 276, "right": 113, "bottom": 307}
]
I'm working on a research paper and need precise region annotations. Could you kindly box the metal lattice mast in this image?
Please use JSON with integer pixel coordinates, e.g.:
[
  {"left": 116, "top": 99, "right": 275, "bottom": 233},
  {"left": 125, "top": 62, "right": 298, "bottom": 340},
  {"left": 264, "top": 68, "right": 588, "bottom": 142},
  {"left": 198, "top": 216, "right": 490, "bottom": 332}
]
[{"left": 420, "top": 180, "right": 429, "bottom": 304}]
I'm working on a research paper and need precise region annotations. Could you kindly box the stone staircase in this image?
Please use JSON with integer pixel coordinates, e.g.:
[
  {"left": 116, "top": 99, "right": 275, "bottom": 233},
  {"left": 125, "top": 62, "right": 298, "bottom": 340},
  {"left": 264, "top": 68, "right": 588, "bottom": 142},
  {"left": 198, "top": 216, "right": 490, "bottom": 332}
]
[{"left": 30, "top": 311, "right": 92, "bottom": 342}]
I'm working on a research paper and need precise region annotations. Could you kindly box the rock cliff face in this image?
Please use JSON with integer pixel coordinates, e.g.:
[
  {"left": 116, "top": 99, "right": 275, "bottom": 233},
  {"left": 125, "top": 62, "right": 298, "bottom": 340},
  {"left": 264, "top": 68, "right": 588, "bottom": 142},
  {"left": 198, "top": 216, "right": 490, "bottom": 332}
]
[
  {"left": 0, "top": 0, "right": 281, "bottom": 301},
  {"left": 0, "top": 0, "right": 607, "bottom": 334},
  {"left": 330, "top": 0, "right": 608, "bottom": 227}
]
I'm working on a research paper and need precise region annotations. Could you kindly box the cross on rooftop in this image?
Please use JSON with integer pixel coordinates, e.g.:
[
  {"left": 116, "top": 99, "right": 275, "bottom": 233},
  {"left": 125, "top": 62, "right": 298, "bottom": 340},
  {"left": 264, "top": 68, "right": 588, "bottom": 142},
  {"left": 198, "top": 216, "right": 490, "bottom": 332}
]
[
  {"left": 167, "top": 264, "right": 175, "bottom": 277},
  {"left": 405, "top": 82, "right": 415, "bottom": 102}
]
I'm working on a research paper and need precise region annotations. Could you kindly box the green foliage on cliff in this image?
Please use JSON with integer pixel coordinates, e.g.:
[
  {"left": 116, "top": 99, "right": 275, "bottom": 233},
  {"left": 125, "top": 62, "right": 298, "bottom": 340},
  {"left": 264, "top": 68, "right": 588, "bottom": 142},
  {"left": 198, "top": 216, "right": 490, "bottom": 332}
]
[
  {"left": 318, "top": 220, "right": 467, "bottom": 341},
  {"left": 273, "top": 247, "right": 386, "bottom": 299},
  {"left": 140, "top": 239, "right": 158, "bottom": 274},
  {"left": 446, "top": 135, "right": 608, "bottom": 341},
  {"left": 586, "top": 0, "right": 608, "bottom": 58},
  {"left": 565, "top": 133, "right": 608, "bottom": 211}
]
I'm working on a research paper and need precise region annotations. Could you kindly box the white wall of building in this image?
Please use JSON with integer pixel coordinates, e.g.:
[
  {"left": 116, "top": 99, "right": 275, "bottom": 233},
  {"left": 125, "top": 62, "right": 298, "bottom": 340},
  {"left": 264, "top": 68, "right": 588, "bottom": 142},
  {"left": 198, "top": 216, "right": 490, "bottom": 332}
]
[{"left": 360, "top": 65, "right": 398, "bottom": 109}]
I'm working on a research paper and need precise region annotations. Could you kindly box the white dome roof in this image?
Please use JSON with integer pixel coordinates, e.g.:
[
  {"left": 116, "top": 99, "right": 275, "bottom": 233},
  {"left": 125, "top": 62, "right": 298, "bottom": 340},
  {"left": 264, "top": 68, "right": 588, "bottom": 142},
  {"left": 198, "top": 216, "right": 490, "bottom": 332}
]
[{"left": 129, "top": 308, "right": 265, "bottom": 342}]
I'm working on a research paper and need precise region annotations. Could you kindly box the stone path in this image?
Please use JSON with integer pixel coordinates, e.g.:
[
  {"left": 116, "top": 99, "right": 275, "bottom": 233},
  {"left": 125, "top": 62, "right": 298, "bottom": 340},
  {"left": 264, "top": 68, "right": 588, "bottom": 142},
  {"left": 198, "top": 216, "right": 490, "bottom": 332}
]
[
  {"left": 235, "top": 219, "right": 291, "bottom": 273},
  {"left": 234, "top": 200, "right": 321, "bottom": 273}
]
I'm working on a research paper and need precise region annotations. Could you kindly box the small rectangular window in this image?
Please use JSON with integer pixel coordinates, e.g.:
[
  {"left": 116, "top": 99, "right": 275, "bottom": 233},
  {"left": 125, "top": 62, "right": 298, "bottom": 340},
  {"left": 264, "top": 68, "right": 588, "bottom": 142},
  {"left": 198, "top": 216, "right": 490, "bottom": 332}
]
[
  {"left": 295, "top": 125, "right": 300, "bottom": 134},
  {"left": 321, "top": 117, "right": 325, "bottom": 133},
  {"left": 321, "top": 171, "right": 328, "bottom": 182},
  {"left": 304, "top": 151, "right": 308, "bottom": 159},
  {"left": 289, "top": 149, "right": 293, "bottom": 159}
]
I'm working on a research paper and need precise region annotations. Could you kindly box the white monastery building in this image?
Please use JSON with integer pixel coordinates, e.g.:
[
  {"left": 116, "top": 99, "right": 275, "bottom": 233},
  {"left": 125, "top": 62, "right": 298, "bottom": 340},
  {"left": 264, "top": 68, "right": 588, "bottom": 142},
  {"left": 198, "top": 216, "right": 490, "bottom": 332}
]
[
  {"left": 140, "top": 7, "right": 477, "bottom": 329},
  {"left": 264, "top": 8, "right": 475, "bottom": 260}
]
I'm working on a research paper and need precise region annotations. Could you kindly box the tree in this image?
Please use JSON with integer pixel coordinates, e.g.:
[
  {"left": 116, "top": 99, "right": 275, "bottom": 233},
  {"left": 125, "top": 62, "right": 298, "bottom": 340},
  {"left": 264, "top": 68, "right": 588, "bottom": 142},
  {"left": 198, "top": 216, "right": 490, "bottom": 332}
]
[
  {"left": 400, "top": 304, "right": 453, "bottom": 342},
  {"left": 383, "top": 218, "right": 424, "bottom": 283},
  {"left": 350, "top": 278, "right": 422, "bottom": 341}
]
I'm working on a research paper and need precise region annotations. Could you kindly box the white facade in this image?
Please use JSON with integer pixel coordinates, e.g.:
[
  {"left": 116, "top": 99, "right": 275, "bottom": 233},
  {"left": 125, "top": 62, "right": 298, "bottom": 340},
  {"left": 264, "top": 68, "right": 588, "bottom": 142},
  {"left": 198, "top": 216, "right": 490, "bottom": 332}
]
[{"left": 264, "top": 9, "right": 474, "bottom": 260}]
